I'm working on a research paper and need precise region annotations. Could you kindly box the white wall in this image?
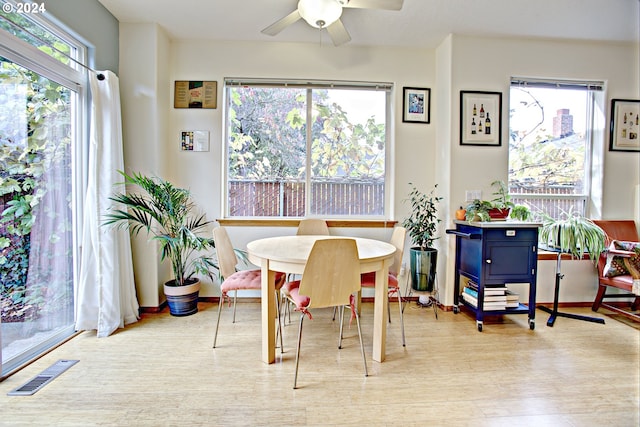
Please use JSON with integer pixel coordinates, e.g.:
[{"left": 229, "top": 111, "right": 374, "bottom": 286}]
[{"left": 118, "top": 27, "right": 639, "bottom": 308}]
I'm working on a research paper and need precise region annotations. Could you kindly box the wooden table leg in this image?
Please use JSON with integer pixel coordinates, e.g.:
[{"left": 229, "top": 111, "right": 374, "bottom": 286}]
[
  {"left": 372, "top": 265, "right": 389, "bottom": 362},
  {"left": 261, "top": 260, "right": 276, "bottom": 364}
]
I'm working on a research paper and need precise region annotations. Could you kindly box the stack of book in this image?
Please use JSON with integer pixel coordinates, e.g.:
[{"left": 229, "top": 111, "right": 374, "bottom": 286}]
[
  {"left": 461, "top": 281, "right": 514, "bottom": 311},
  {"left": 505, "top": 289, "right": 520, "bottom": 308}
]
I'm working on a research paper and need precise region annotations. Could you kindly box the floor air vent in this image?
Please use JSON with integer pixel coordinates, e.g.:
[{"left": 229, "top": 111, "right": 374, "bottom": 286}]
[{"left": 7, "top": 359, "right": 79, "bottom": 396}]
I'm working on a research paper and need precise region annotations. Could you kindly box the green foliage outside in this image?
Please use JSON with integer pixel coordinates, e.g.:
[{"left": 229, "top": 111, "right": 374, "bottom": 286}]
[
  {"left": 0, "top": 13, "right": 74, "bottom": 321},
  {"left": 227, "top": 87, "right": 386, "bottom": 182}
]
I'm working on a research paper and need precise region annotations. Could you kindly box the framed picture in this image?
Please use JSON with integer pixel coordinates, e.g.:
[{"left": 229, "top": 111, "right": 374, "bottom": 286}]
[
  {"left": 180, "top": 130, "right": 210, "bottom": 152},
  {"left": 174, "top": 81, "right": 217, "bottom": 109},
  {"left": 460, "top": 90, "right": 502, "bottom": 146},
  {"left": 609, "top": 99, "right": 640, "bottom": 152},
  {"left": 402, "top": 87, "right": 430, "bottom": 124}
]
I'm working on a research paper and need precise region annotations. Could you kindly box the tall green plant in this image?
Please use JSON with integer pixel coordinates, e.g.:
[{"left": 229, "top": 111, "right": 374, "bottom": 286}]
[
  {"left": 103, "top": 171, "right": 216, "bottom": 286},
  {"left": 402, "top": 183, "right": 442, "bottom": 250}
]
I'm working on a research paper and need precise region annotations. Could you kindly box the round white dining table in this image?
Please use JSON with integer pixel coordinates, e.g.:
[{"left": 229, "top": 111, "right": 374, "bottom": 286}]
[{"left": 247, "top": 235, "right": 397, "bottom": 364}]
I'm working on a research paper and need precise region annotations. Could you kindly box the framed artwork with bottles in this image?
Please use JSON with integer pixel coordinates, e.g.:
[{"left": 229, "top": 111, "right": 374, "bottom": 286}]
[
  {"left": 460, "top": 90, "right": 502, "bottom": 146},
  {"left": 609, "top": 99, "right": 640, "bottom": 152}
]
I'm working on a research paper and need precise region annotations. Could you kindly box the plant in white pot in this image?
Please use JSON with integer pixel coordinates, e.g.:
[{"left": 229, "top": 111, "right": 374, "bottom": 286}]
[
  {"left": 103, "top": 171, "right": 216, "bottom": 316},
  {"left": 402, "top": 183, "right": 442, "bottom": 293}
]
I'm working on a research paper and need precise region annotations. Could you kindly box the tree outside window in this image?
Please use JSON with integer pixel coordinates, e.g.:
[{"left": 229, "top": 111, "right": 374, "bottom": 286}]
[{"left": 226, "top": 82, "right": 388, "bottom": 217}]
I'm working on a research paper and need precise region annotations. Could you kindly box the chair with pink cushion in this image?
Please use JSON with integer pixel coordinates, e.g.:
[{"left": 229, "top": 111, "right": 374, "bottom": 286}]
[
  {"left": 282, "top": 218, "right": 331, "bottom": 322},
  {"left": 359, "top": 226, "right": 407, "bottom": 346},
  {"left": 212, "top": 226, "right": 286, "bottom": 348},
  {"left": 283, "top": 238, "right": 368, "bottom": 389}
]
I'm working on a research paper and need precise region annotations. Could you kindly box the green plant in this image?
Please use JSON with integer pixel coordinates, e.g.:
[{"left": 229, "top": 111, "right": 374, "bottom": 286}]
[
  {"left": 489, "top": 180, "right": 515, "bottom": 210},
  {"left": 510, "top": 204, "right": 532, "bottom": 221},
  {"left": 464, "top": 199, "right": 493, "bottom": 221},
  {"left": 402, "top": 183, "right": 443, "bottom": 250},
  {"left": 103, "top": 171, "right": 216, "bottom": 286},
  {"left": 464, "top": 180, "right": 516, "bottom": 221},
  {"left": 539, "top": 208, "right": 606, "bottom": 264}
]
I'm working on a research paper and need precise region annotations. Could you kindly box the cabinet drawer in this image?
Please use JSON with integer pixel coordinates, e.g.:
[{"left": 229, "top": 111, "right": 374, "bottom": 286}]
[{"left": 484, "top": 228, "right": 537, "bottom": 242}]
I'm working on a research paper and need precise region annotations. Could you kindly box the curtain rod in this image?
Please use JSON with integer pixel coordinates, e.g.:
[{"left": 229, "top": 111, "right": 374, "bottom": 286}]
[{"left": 0, "top": 13, "right": 104, "bottom": 80}]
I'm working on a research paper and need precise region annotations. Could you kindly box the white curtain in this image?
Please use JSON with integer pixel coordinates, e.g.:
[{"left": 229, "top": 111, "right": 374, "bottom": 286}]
[{"left": 76, "top": 71, "right": 139, "bottom": 337}]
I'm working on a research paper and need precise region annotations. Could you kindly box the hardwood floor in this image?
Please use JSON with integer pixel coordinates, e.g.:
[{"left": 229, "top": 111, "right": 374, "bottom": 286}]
[{"left": 1, "top": 302, "right": 638, "bottom": 426}]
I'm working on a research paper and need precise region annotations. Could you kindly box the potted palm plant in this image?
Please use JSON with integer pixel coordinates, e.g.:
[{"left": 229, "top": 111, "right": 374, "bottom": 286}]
[
  {"left": 103, "top": 171, "right": 216, "bottom": 316},
  {"left": 402, "top": 183, "right": 442, "bottom": 293},
  {"left": 539, "top": 208, "right": 606, "bottom": 264}
]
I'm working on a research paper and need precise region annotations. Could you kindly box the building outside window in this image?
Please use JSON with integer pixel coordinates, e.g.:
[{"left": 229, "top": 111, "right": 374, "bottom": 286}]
[
  {"left": 508, "top": 78, "right": 605, "bottom": 219},
  {"left": 224, "top": 79, "right": 391, "bottom": 218}
]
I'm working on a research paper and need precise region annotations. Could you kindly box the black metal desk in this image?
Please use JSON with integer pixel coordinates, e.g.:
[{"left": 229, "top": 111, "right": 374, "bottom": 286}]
[{"left": 537, "top": 249, "right": 605, "bottom": 326}]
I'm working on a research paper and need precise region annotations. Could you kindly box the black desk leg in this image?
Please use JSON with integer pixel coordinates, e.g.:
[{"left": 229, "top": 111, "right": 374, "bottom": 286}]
[{"left": 537, "top": 253, "right": 605, "bottom": 326}]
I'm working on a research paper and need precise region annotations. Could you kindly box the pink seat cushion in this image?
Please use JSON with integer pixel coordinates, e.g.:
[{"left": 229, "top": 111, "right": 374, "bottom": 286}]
[
  {"left": 284, "top": 280, "right": 357, "bottom": 322},
  {"left": 283, "top": 280, "right": 310, "bottom": 309},
  {"left": 360, "top": 272, "right": 398, "bottom": 289},
  {"left": 221, "top": 270, "right": 285, "bottom": 294}
]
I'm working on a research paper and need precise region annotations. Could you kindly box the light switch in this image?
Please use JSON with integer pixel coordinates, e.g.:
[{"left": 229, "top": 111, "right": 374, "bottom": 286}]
[{"left": 465, "top": 190, "right": 482, "bottom": 201}]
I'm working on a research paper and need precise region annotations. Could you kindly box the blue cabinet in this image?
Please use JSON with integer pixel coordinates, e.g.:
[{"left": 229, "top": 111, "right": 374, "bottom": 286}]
[{"left": 447, "top": 221, "right": 541, "bottom": 331}]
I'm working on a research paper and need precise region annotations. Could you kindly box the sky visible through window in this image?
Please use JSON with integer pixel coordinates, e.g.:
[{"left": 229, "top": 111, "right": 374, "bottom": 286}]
[{"left": 510, "top": 87, "right": 587, "bottom": 142}]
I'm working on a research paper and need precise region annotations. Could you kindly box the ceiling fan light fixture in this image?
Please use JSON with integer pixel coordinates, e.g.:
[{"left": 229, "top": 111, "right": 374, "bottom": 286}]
[{"left": 298, "top": 0, "right": 343, "bottom": 29}]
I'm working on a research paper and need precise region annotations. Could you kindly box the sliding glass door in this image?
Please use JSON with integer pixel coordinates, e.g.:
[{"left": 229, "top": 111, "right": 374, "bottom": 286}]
[{"left": 0, "top": 57, "right": 78, "bottom": 376}]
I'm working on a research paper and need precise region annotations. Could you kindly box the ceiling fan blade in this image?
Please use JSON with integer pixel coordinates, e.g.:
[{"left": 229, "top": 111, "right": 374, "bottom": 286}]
[
  {"left": 261, "top": 9, "right": 301, "bottom": 36},
  {"left": 327, "top": 19, "right": 351, "bottom": 46},
  {"left": 341, "top": 0, "right": 403, "bottom": 10}
]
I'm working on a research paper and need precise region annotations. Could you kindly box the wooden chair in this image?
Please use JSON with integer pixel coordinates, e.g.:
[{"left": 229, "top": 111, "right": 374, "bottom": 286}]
[
  {"left": 591, "top": 220, "right": 640, "bottom": 322},
  {"left": 283, "top": 218, "right": 331, "bottom": 322},
  {"left": 283, "top": 238, "right": 368, "bottom": 389},
  {"left": 296, "top": 218, "right": 330, "bottom": 236},
  {"left": 359, "top": 226, "right": 407, "bottom": 346},
  {"left": 212, "top": 226, "right": 286, "bottom": 348}
]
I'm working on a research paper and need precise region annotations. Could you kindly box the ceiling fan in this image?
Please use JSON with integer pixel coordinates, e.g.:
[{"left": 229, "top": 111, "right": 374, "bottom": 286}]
[{"left": 261, "top": 0, "right": 404, "bottom": 46}]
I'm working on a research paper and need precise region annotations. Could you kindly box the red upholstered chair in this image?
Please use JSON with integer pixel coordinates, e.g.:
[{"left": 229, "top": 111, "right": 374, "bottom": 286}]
[
  {"left": 591, "top": 220, "right": 640, "bottom": 322},
  {"left": 359, "top": 226, "right": 407, "bottom": 346},
  {"left": 283, "top": 238, "right": 368, "bottom": 389},
  {"left": 212, "top": 226, "right": 286, "bottom": 348}
]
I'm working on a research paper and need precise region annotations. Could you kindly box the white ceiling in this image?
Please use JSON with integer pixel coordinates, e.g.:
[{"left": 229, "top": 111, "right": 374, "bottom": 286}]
[{"left": 98, "top": 0, "right": 639, "bottom": 48}]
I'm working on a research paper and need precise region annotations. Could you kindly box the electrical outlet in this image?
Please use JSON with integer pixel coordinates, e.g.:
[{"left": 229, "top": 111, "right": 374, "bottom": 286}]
[
  {"left": 399, "top": 262, "right": 407, "bottom": 276},
  {"left": 465, "top": 190, "right": 482, "bottom": 201}
]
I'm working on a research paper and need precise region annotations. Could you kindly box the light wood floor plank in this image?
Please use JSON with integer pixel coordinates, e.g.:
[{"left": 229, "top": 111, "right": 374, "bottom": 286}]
[{"left": 1, "top": 302, "right": 638, "bottom": 426}]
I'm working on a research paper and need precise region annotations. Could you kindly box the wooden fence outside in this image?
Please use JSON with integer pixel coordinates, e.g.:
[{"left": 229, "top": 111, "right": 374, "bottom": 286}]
[
  {"left": 228, "top": 180, "right": 585, "bottom": 218},
  {"left": 229, "top": 179, "right": 385, "bottom": 217},
  {"left": 510, "top": 184, "right": 586, "bottom": 219}
]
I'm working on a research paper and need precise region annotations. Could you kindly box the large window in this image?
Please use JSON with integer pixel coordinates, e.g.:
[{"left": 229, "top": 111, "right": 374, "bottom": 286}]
[
  {"left": 508, "top": 78, "right": 604, "bottom": 219},
  {"left": 224, "top": 79, "right": 391, "bottom": 218},
  {"left": 1, "top": 5, "right": 86, "bottom": 376}
]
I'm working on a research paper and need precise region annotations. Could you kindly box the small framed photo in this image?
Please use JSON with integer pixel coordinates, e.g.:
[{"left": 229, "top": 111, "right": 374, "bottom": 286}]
[
  {"left": 402, "top": 87, "right": 430, "bottom": 124},
  {"left": 180, "top": 130, "right": 210, "bottom": 152},
  {"left": 174, "top": 81, "right": 217, "bottom": 109},
  {"left": 460, "top": 90, "right": 502, "bottom": 146},
  {"left": 609, "top": 99, "right": 640, "bottom": 152}
]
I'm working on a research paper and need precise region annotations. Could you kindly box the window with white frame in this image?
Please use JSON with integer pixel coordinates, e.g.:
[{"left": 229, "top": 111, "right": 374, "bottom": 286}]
[
  {"left": 508, "top": 78, "right": 604, "bottom": 220},
  {"left": 0, "top": 4, "right": 87, "bottom": 375},
  {"left": 224, "top": 79, "right": 391, "bottom": 218}
]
